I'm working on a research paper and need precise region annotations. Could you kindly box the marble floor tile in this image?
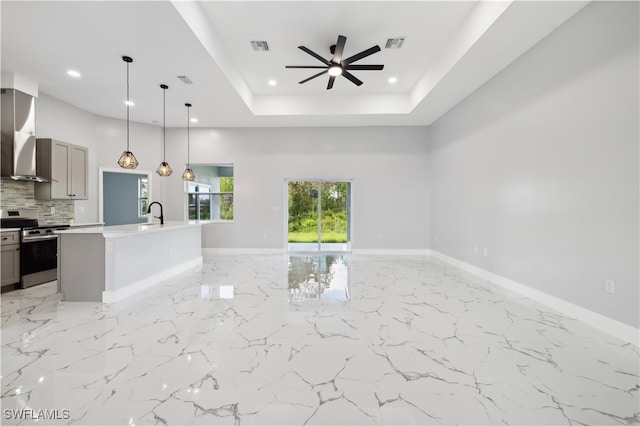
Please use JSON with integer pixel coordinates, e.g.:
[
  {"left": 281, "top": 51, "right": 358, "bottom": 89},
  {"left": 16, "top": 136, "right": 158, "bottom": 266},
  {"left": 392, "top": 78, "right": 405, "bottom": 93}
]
[{"left": 1, "top": 254, "right": 638, "bottom": 425}]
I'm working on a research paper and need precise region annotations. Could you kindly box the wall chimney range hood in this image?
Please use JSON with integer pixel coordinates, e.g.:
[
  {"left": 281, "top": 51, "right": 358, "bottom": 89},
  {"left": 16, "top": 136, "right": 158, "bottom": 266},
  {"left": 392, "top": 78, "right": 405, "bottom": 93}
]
[{"left": 1, "top": 89, "right": 48, "bottom": 182}]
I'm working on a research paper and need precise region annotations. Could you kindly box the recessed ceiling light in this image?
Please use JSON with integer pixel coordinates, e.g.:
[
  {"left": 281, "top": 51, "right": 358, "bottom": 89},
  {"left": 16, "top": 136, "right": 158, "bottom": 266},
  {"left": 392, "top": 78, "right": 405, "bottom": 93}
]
[
  {"left": 67, "top": 70, "right": 81, "bottom": 78},
  {"left": 125, "top": 100, "right": 134, "bottom": 106},
  {"left": 190, "top": 118, "right": 198, "bottom": 123},
  {"left": 388, "top": 77, "right": 398, "bottom": 84},
  {"left": 268, "top": 79, "right": 277, "bottom": 86}
]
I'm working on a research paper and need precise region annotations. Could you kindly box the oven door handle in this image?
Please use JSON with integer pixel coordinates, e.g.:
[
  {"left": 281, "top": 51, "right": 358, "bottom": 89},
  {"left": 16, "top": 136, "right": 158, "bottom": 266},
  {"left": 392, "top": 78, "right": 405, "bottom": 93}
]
[{"left": 22, "top": 235, "right": 58, "bottom": 243}]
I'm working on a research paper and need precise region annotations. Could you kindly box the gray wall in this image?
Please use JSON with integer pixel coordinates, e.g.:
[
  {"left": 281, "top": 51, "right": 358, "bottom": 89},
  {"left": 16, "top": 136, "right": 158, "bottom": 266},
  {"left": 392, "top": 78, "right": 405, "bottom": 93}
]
[
  {"left": 164, "top": 126, "right": 431, "bottom": 250},
  {"left": 34, "top": 96, "right": 432, "bottom": 251},
  {"left": 34, "top": 93, "right": 97, "bottom": 223},
  {"left": 103, "top": 172, "right": 147, "bottom": 226},
  {"left": 428, "top": 1, "right": 639, "bottom": 328}
]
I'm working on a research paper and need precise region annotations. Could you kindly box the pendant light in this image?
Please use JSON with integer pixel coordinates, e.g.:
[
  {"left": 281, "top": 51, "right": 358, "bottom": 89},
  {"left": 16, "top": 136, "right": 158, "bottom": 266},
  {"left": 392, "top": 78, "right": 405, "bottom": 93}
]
[
  {"left": 181, "top": 103, "right": 196, "bottom": 181},
  {"left": 117, "top": 56, "right": 138, "bottom": 169},
  {"left": 156, "top": 84, "right": 173, "bottom": 176}
]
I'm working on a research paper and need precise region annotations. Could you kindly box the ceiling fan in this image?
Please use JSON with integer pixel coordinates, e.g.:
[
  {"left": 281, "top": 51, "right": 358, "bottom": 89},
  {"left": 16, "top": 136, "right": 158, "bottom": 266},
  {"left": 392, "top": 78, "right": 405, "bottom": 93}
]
[{"left": 286, "top": 35, "right": 384, "bottom": 90}]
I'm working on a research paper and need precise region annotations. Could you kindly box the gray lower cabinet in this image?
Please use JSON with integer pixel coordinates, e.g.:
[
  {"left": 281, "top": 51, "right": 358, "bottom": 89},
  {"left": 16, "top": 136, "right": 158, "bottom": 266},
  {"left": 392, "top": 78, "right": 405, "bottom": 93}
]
[
  {"left": 1, "top": 231, "right": 20, "bottom": 287},
  {"left": 35, "top": 138, "right": 88, "bottom": 200}
]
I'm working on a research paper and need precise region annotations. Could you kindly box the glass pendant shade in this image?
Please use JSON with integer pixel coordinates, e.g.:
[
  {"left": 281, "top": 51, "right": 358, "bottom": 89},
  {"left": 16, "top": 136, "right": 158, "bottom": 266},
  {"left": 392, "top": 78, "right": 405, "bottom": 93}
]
[
  {"left": 182, "top": 102, "right": 196, "bottom": 181},
  {"left": 119, "top": 56, "right": 137, "bottom": 169},
  {"left": 157, "top": 161, "right": 173, "bottom": 176},
  {"left": 118, "top": 150, "right": 138, "bottom": 169},
  {"left": 156, "top": 84, "right": 172, "bottom": 176},
  {"left": 182, "top": 168, "right": 195, "bottom": 181}
]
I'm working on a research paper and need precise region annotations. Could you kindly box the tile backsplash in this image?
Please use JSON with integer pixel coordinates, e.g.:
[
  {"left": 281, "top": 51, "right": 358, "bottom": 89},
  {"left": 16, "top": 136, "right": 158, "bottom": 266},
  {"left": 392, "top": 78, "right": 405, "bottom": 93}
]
[{"left": 0, "top": 179, "right": 74, "bottom": 224}]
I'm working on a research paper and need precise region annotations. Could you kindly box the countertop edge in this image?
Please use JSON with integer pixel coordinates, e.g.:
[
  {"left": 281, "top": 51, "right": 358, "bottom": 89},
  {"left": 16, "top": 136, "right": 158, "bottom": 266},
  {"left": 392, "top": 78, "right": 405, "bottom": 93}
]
[
  {"left": 0, "top": 228, "right": 21, "bottom": 232},
  {"left": 56, "top": 221, "right": 203, "bottom": 238}
]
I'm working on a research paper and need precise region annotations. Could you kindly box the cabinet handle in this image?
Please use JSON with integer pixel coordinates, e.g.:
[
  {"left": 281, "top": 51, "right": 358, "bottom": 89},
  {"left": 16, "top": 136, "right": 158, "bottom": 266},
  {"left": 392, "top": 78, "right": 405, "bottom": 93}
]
[
  {"left": 15, "top": 248, "right": 19, "bottom": 251},
  {"left": 1, "top": 237, "right": 7, "bottom": 241}
]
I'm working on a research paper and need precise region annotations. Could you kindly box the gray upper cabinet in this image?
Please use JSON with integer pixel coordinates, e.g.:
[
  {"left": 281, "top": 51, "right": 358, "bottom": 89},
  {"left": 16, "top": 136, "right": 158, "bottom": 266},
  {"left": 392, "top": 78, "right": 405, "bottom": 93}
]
[{"left": 35, "top": 138, "right": 88, "bottom": 200}]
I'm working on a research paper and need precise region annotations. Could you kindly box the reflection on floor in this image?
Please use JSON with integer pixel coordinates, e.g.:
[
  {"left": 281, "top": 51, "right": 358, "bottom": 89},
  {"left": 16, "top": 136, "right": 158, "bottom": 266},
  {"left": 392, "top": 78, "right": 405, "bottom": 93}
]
[
  {"left": 288, "top": 255, "right": 350, "bottom": 301},
  {"left": 1, "top": 254, "right": 638, "bottom": 425}
]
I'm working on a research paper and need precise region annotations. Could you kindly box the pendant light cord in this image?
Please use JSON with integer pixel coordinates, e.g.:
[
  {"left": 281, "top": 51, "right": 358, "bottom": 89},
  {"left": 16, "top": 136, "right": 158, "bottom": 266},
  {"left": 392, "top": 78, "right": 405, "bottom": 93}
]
[
  {"left": 162, "top": 87, "right": 166, "bottom": 161},
  {"left": 187, "top": 106, "right": 190, "bottom": 167},
  {"left": 126, "top": 61, "right": 130, "bottom": 151}
]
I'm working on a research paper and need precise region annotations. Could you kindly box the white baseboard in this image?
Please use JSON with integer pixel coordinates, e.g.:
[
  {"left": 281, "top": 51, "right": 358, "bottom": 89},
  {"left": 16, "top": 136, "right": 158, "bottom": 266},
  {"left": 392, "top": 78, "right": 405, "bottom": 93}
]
[
  {"left": 202, "top": 248, "right": 284, "bottom": 255},
  {"left": 430, "top": 250, "right": 639, "bottom": 347},
  {"left": 102, "top": 257, "right": 203, "bottom": 303},
  {"left": 352, "top": 249, "right": 432, "bottom": 256},
  {"left": 203, "top": 248, "right": 432, "bottom": 256}
]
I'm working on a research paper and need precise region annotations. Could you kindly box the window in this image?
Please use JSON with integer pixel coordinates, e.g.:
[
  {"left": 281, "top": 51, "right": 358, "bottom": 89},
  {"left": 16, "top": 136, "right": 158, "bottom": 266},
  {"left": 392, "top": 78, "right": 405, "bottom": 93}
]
[
  {"left": 138, "top": 177, "right": 149, "bottom": 217},
  {"left": 186, "top": 165, "right": 234, "bottom": 221}
]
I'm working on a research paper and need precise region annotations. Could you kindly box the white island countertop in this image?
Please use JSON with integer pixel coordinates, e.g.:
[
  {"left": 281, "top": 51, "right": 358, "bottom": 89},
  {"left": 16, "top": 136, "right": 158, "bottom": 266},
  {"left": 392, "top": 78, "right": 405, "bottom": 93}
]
[{"left": 56, "top": 221, "right": 203, "bottom": 238}]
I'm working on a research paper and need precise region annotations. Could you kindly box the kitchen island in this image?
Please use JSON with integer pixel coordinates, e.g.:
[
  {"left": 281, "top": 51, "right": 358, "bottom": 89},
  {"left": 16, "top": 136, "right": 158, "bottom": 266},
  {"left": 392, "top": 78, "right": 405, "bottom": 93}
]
[{"left": 57, "top": 221, "right": 202, "bottom": 302}]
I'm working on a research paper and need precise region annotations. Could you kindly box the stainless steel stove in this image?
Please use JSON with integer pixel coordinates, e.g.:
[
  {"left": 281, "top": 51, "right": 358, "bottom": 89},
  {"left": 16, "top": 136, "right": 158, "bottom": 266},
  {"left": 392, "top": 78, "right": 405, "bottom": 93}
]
[{"left": 0, "top": 209, "right": 70, "bottom": 288}]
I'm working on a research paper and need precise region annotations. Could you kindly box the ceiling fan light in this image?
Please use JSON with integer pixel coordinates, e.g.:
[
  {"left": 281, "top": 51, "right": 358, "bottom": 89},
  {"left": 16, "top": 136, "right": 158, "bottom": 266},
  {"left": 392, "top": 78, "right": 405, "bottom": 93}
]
[{"left": 328, "top": 65, "right": 342, "bottom": 76}]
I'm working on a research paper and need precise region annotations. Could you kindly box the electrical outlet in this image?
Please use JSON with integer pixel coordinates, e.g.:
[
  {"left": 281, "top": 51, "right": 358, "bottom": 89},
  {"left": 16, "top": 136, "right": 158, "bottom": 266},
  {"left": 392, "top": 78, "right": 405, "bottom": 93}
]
[
  {"left": 604, "top": 279, "right": 615, "bottom": 294},
  {"left": 434, "top": 236, "right": 438, "bottom": 242},
  {"left": 50, "top": 206, "right": 55, "bottom": 214},
  {"left": 483, "top": 248, "right": 488, "bottom": 256},
  {"left": 474, "top": 245, "right": 478, "bottom": 254},
  {"left": 78, "top": 206, "right": 85, "bottom": 214}
]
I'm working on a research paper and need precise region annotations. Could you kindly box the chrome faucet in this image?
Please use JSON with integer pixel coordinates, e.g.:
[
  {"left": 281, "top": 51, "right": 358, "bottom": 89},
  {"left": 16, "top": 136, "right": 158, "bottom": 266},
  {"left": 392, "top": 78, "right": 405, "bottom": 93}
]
[{"left": 147, "top": 202, "right": 164, "bottom": 225}]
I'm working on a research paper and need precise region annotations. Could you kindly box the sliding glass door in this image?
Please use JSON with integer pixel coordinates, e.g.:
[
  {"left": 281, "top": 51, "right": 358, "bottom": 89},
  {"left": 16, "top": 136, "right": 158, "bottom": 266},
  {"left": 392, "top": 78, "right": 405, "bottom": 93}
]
[{"left": 287, "top": 180, "right": 351, "bottom": 252}]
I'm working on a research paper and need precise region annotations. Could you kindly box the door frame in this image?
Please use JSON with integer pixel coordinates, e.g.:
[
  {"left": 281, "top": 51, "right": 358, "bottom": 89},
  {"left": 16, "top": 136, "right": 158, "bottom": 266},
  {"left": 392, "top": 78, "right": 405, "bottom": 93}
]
[{"left": 284, "top": 178, "right": 353, "bottom": 253}]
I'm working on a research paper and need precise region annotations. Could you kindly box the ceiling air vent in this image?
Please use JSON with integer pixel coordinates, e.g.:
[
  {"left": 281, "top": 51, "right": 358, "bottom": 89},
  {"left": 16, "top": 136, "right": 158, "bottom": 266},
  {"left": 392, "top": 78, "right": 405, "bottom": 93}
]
[
  {"left": 385, "top": 37, "right": 405, "bottom": 49},
  {"left": 177, "top": 75, "right": 194, "bottom": 85},
  {"left": 251, "top": 40, "right": 270, "bottom": 52}
]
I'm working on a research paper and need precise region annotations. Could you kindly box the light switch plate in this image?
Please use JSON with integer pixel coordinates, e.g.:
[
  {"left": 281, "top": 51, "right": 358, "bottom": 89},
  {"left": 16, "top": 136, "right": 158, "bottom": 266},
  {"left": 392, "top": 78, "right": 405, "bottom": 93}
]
[{"left": 604, "top": 279, "right": 615, "bottom": 294}]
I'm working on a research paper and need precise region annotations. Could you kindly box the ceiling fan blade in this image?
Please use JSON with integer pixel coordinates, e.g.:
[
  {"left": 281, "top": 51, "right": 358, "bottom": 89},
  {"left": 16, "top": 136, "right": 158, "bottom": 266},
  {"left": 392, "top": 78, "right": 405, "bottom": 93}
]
[
  {"left": 299, "top": 70, "right": 328, "bottom": 84},
  {"left": 327, "top": 75, "right": 336, "bottom": 90},
  {"left": 343, "top": 45, "right": 381, "bottom": 65},
  {"left": 342, "top": 70, "right": 363, "bottom": 86},
  {"left": 298, "top": 46, "right": 330, "bottom": 65},
  {"left": 345, "top": 64, "right": 384, "bottom": 71},
  {"left": 286, "top": 65, "right": 328, "bottom": 69},
  {"left": 332, "top": 35, "right": 347, "bottom": 63}
]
